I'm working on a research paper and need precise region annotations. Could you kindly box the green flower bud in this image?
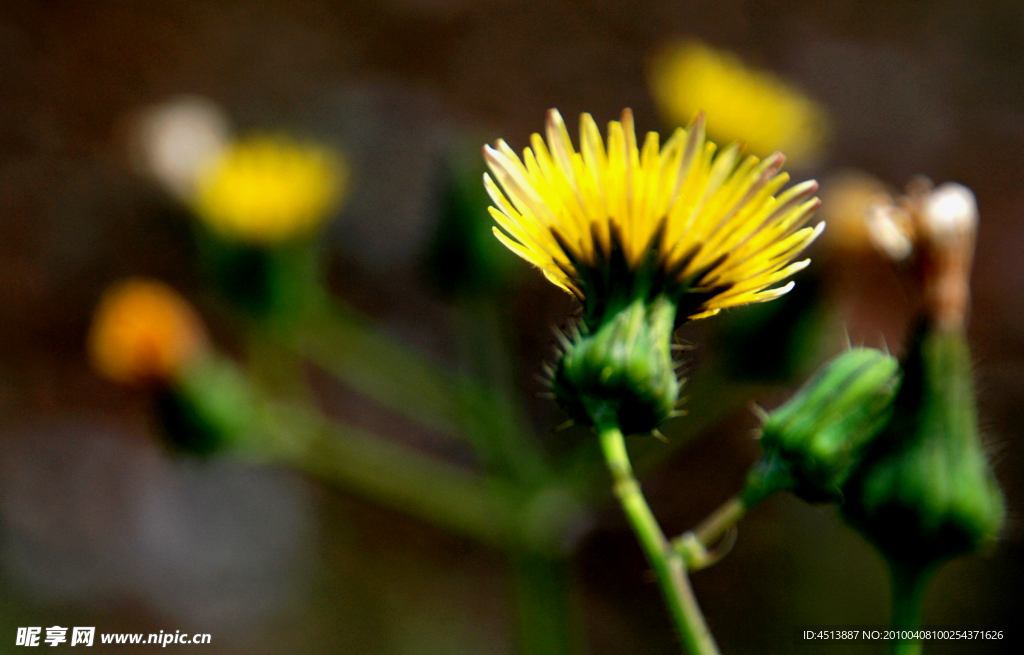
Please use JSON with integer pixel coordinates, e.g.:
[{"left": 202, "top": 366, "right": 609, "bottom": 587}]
[
  {"left": 842, "top": 326, "right": 1005, "bottom": 567},
  {"left": 744, "top": 347, "right": 902, "bottom": 504},
  {"left": 195, "top": 225, "right": 322, "bottom": 318},
  {"left": 157, "top": 355, "right": 260, "bottom": 454},
  {"left": 551, "top": 295, "right": 680, "bottom": 435}
]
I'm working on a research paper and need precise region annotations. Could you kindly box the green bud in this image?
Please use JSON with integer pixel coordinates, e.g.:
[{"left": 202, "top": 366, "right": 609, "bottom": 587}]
[
  {"left": 195, "top": 224, "right": 322, "bottom": 318},
  {"left": 744, "top": 347, "right": 902, "bottom": 505},
  {"left": 552, "top": 295, "right": 680, "bottom": 435},
  {"left": 842, "top": 326, "right": 1005, "bottom": 567},
  {"left": 157, "top": 355, "right": 260, "bottom": 454}
]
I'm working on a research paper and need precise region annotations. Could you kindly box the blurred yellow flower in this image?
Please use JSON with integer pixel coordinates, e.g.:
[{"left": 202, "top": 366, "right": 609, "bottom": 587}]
[
  {"left": 88, "top": 279, "right": 209, "bottom": 384},
  {"left": 194, "top": 136, "right": 347, "bottom": 244},
  {"left": 484, "top": 109, "right": 823, "bottom": 319},
  {"left": 649, "top": 42, "right": 828, "bottom": 165}
]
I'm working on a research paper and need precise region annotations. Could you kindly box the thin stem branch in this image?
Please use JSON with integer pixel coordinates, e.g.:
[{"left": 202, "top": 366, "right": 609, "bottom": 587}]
[
  {"left": 282, "top": 298, "right": 466, "bottom": 436},
  {"left": 596, "top": 421, "right": 719, "bottom": 655},
  {"left": 694, "top": 497, "right": 746, "bottom": 546},
  {"left": 251, "top": 401, "right": 589, "bottom": 555},
  {"left": 673, "top": 496, "right": 746, "bottom": 571}
]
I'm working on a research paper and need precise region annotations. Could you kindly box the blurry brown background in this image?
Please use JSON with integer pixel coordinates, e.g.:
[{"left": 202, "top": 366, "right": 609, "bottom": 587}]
[{"left": 0, "top": 1, "right": 1021, "bottom": 653}]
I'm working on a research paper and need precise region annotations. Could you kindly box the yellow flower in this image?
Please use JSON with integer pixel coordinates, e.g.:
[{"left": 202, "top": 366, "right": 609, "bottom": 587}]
[
  {"left": 194, "top": 135, "right": 347, "bottom": 244},
  {"left": 483, "top": 109, "right": 823, "bottom": 320},
  {"left": 648, "top": 42, "right": 828, "bottom": 165},
  {"left": 88, "top": 279, "right": 209, "bottom": 384}
]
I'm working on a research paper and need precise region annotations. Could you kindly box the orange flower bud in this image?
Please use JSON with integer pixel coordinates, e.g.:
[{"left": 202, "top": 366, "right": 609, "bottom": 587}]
[{"left": 88, "top": 279, "right": 209, "bottom": 384}]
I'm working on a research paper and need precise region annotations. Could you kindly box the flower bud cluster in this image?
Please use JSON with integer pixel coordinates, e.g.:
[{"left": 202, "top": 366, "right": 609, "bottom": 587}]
[
  {"left": 745, "top": 328, "right": 1003, "bottom": 569},
  {"left": 743, "top": 178, "right": 1004, "bottom": 574}
]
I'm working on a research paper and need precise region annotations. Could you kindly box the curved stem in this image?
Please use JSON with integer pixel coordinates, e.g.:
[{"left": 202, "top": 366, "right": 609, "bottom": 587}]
[
  {"left": 673, "top": 496, "right": 746, "bottom": 571},
  {"left": 596, "top": 421, "right": 719, "bottom": 655},
  {"left": 695, "top": 497, "right": 746, "bottom": 546}
]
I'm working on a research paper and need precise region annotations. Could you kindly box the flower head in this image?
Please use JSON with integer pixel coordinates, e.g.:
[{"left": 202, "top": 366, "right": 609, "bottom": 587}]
[
  {"left": 648, "top": 42, "right": 828, "bottom": 165},
  {"left": 485, "top": 109, "right": 822, "bottom": 433},
  {"left": 88, "top": 279, "right": 209, "bottom": 384},
  {"left": 194, "top": 135, "right": 347, "bottom": 244},
  {"left": 484, "top": 109, "right": 823, "bottom": 324}
]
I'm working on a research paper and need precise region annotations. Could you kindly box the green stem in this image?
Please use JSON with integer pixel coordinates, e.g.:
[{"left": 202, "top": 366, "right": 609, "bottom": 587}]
[
  {"left": 453, "top": 296, "right": 548, "bottom": 484},
  {"left": 283, "top": 298, "right": 465, "bottom": 436},
  {"left": 510, "top": 553, "right": 578, "bottom": 655},
  {"left": 693, "top": 497, "right": 746, "bottom": 546},
  {"left": 264, "top": 401, "right": 519, "bottom": 546},
  {"left": 253, "top": 401, "right": 589, "bottom": 555},
  {"left": 890, "top": 562, "right": 929, "bottom": 655},
  {"left": 246, "top": 327, "right": 313, "bottom": 403},
  {"left": 672, "top": 497, "right": 746, "bottom": 571},
  {"left": 596, "top": 420, "right": 719, "bottom": 655},
  {"left": 283, "top": 296, "right": 536, "bottom": 456},
  {"left": 565, "top": 373, "right": 767, "bottom": 502}
]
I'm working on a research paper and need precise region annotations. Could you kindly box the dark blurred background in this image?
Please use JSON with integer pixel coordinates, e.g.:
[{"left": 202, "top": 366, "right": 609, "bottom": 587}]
[{"left": 0, "top": 1, "right": 1021, "bottom": 653}]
